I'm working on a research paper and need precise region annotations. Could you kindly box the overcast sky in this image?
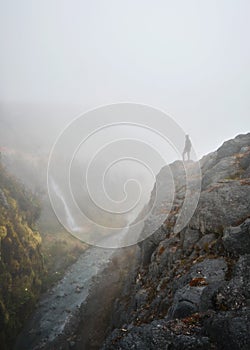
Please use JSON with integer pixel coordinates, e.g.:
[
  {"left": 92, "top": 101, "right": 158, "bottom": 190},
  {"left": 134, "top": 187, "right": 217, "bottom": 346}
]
[{"left": 0, "top": 0, "right": 249, "bottom": 158}]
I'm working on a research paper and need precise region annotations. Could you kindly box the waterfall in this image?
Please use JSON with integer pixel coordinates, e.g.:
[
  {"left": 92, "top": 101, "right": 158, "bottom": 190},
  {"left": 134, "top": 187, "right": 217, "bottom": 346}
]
[{"left": 50, "top": 177, "right": 81, "bottom": 232}]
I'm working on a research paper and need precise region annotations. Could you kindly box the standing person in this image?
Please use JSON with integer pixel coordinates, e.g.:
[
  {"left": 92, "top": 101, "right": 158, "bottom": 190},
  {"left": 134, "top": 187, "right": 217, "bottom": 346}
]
[{"left": 182, "top": 135, "right": 192, "bottom": 161}]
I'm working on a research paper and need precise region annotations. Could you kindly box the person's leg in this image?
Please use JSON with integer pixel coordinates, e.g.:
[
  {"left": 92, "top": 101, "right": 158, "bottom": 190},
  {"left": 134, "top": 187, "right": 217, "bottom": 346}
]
[{"left": 187, "top": 150, "right": 190, "bottom": 161}]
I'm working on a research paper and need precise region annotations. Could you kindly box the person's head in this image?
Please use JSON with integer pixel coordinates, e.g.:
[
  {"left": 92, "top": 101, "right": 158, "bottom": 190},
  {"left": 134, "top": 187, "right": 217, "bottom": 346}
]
[{"left": 186, "top": 134, "right": 189, "bottom": 139}]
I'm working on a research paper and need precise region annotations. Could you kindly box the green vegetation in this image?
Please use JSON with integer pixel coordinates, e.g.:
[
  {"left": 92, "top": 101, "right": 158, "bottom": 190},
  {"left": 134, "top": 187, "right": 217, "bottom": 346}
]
[
  {"left": 40, "top": 229, "right": 86, "bottom": 288},
  {"left": 0, "top": 161, "right": 44, "bottom": 349},
  {"left": 0, "top": 154, "right": 87, "bottom": 349}
]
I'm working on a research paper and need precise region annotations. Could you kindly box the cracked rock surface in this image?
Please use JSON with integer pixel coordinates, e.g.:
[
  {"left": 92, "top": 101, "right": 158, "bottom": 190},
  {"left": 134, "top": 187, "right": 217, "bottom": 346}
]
[{"left": 102, "top": 133, "right": 250, "bottom": 350}]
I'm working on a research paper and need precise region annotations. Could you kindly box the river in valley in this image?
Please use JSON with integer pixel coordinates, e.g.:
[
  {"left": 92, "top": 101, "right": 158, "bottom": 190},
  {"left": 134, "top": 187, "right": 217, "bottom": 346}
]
[{"left": 14, "top": 245, "right": 117, "bottom": 350}]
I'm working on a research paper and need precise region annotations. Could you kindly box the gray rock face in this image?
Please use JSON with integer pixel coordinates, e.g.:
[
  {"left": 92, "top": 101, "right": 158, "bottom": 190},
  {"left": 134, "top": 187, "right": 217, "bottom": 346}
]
[
  {"left": 139, "top": 225, "right": 168, "bottom": 266},
  {"left": 199, "top": 281, "right": 224, "bottom": 312},
  {"left": 173, "top": 258, "right": 227, "bottom": 293},
  {"left": 214, "top": 254, "right": 250, "bottom": 312},
  {"left": 102, "top": 319, "right": 211, "bottom": 350},
  {"left": 201, "top": 156, "right": 240, "bottom": 190},
  {"left": 195, "top": 233, "right": 216, "bottom": 251},
  {"left": 102, "top": 133, "right": 250, "bottom": 350},
  {"left": 216, "top": 133, "right": 250, "bottom": 160},
  {"left": 223, "top": 218, "right": 250, "bottom": 255},
  {"left": 204, "top": 309, "right": 250, "bottom": 350},
  {"left": 180, "top": 228, "right": 200, "bottom": 255},
  {"left": 189, "top": 181, "right": 250, "bottom": 234},
  {"left": 233, "top": 254, "right": 250, "bottom": 299},
  {"left": 168, "top": 285, "right": 205, "bottom": 319}
]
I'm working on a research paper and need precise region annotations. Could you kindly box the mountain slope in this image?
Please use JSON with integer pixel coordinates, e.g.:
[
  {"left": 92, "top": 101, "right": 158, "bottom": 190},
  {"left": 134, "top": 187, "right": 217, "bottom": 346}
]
[
  {"left": 102, "top": 133, "right": 250, "bottom": 350},
  {"left": 0, "top": 160, "right": 44, "bottom": 350}
]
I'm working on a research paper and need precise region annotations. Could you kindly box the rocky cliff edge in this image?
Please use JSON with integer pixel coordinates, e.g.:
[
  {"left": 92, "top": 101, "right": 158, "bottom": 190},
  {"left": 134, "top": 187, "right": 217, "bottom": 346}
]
[{"left": 102, "top": 133, "right": 250, "bottom": 350}]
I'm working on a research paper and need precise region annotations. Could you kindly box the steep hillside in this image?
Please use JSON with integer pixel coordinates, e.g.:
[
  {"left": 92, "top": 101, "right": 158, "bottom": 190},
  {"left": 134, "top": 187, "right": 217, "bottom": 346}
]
[
  {"left": 0, "top": 160, "right": 44, "bottom": 349},
  {"left": 102, "top": 133, "right": 250, "bottom": 350}
]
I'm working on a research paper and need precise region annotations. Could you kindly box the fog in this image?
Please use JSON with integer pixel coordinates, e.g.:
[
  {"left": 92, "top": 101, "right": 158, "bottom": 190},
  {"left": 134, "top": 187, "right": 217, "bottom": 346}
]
[
  {"left": 0, "top": 1, "right": 249, "bottom": 155},
  {"left": 0, "top": 1, "right": 249, "bottom": 243}
]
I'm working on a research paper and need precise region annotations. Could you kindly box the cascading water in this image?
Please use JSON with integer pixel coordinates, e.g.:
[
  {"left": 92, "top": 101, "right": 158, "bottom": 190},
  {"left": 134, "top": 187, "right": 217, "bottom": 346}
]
[{"left": 50, "top": 177, "right": 81, "bottom": 233}]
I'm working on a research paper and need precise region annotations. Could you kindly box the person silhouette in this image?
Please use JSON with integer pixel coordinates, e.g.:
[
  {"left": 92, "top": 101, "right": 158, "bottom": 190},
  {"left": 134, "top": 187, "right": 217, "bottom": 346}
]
[{"left": 182, "top": 135, "right": 192, "bottom": 161}]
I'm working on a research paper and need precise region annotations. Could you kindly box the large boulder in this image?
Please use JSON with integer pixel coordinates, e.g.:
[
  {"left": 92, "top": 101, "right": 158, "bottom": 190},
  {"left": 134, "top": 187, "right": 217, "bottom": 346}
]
[
  {"left": 173, "top": 258, "right": 227, "bottom": 293},
  {"left": 216, "top": 133, "right": 250, "bottom": 160},
  {"left": 101, "top": 319, "right": 211, "bottom": 350},
  {"left": 168, "top": 258, "right": 227, "bottom": 319},
  {"left": 223, "top": 219, "right": 250, "bottom": 255},
  {"left": 190, "top": 181, "right": 250, "bottom": 234},
  {"left": 204, "top": 309, "right": 250, "bottom": 350},
  {"left": 168, "top": 285, "right": 205, "bottom": 319}
]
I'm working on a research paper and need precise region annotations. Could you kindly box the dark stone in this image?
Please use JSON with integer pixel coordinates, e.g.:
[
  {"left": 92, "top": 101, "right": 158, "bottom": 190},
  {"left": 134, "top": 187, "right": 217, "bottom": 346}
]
[
  {"left": 168, "top": 284, "right": 204, "bottom": 319},
  {"left": 200, "top": 152, "right": 217, "bottom": 175},
  {"left": 101, "top": 134, "right": 250, "bottom": 350},
  {"left": 242, "top": 164, "right": 250, "bottom": 178},
  {"left": 190, "top": 182, "right": 250, "bottom": 234},
  {"left": 134, "top": 289, "right": 148, "bottom": 308},
  {"left": 233, "top": 255, "right": 250, "bottom": 299},
  {"left": 181, "top": 228, "right": 200, "bottom": 255},
  {"left": 173, "top": 258, "right": 227, "bottom": 293},
  {"left": 171, "top": 335, "right": 211, "bottom": 350},
  {"left": 201, "top": 156, "right": 240, "bottom": 190},
  {"left": 139, "top": 226, "right": 167, "bottom": 266},
  {"left": 199, "top": 281, "right": 224, "bottom": 312},
  {"left": 215, "top": 279, "right": 246, "bottom": 311},
  {"left": 239, "top": 151, "right": 250, "bottom": 170},
  {"left": 101, "top": 319, "right": 212, "bottom": 350},
  {"left": 223, "top": 219, "right": 250, "bottom": 256},
  {"left": 195, "top": 234, "right": 216, "bottom": 251},
  {"left": 156, "top": 237, "right": 182, "bottom": 271},
  {"left": 216, "top": 133, "right": 250, "bottom": 161},
  {"left": 204, "top": 309, "right": 250, "bottom": 350},
  {"left": 170, "top": 300, "right": 197, "bottom": 319}
]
